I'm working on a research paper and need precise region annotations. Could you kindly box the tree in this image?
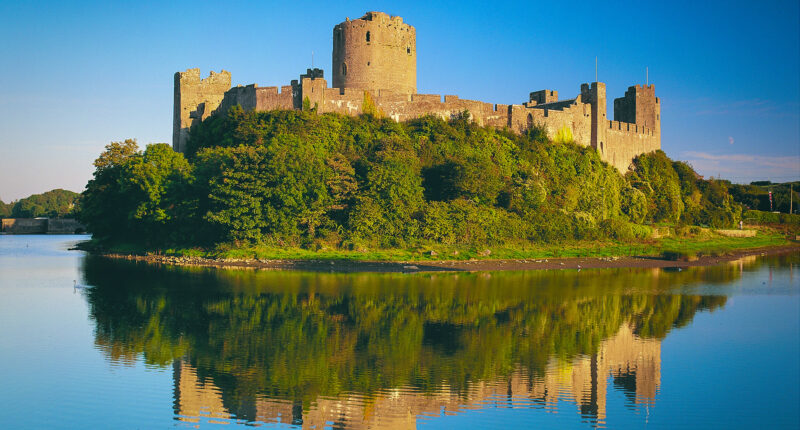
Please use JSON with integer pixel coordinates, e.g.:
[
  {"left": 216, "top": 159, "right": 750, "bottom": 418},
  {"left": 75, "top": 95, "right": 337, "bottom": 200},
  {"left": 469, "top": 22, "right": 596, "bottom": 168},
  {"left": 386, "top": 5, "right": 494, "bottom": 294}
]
[
  {"left": 122, "top": 143, "right": 192, "bottom": 244},
  {"left": 10, "top": 189, "right": 79, "bottom": 218},
  {"left": 80, "top": 110, "right": 745, "bottom": 249},
  {"left": 80, "top": 139, "right": 142, "bottom": 242},
  {"left": 80, "top": 140, "right": 192, "bottom": 245},
  {"left": 628, "top": 151, "right": 684, "bottom": 223},
  {"left": 0, "top": 199, "right": 11, "bottom": 217}
]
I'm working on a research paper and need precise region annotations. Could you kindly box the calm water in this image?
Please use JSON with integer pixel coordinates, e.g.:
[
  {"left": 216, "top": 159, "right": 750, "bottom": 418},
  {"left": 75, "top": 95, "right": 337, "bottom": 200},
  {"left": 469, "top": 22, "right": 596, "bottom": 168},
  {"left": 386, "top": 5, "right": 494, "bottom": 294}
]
[{"left": 0, "top": 236, "right": 798, "bottom": 429}]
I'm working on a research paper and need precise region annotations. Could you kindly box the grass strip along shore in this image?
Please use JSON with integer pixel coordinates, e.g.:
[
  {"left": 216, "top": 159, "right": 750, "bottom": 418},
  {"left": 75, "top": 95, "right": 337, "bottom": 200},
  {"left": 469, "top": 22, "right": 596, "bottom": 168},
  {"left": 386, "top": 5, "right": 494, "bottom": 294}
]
[{"left": 80, "top": 226, "right": 797, "bottom": 273}]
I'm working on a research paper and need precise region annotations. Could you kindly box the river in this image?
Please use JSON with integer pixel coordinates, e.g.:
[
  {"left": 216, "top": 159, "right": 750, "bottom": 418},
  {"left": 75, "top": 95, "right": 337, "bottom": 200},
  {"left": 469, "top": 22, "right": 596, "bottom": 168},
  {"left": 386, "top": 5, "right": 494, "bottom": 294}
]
[{"left": 0, "top": 235, "right": 798, "bottom": 429}]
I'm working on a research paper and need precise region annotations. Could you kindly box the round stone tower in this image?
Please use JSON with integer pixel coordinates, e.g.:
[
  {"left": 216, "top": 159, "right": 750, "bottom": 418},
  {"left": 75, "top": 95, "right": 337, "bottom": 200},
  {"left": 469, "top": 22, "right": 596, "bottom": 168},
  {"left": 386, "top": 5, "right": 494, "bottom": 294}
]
[{"left": 332, "top": 11, "right": 416, "bottom": 95}]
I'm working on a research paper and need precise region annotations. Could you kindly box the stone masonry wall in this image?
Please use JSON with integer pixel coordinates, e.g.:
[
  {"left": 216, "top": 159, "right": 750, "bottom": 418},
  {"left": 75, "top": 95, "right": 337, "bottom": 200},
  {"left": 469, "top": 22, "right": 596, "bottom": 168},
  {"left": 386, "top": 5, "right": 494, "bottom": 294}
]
[
  {"left": 0, "top": 218, "right": 85, "bottom": 234},
  {"left": 1, "top": 218, "right": 48, "bottom": 233},
  {"left": 193, "top": 75, "right": 659, "bottom": 173},
  {"left": 613, "top": 84, "right": 660, "bottom": 132},
  {"left": 332, "top": 12, "right": 416, "bottom": 95},
  {"left": 529, "top": 90, "right": 558, "bottom": 105},
  {"left": 173, "top": 69, "right": 231, "bottom": 153},
  {"left": 604, "top": 121, "right": 660, "bottom": 171},
  {"left": 512, "top": 101, "right": 593, "bottom": 147}
]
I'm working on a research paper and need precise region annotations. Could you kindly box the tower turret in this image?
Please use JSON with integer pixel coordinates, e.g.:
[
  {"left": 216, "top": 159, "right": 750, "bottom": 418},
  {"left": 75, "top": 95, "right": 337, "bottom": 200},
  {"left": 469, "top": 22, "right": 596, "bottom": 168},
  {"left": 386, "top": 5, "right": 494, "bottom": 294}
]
[
  {"left": 173, "top": 68, "right": 231, "bottom": 153},
  {"left": 332, "top": 12, "right": 416, "bottom": 95},
  {"left": 581, "top": 82, "right": 607, "bottom": 153},
  {"left": 613, "top": 84, "right": 660, "bottom": 133}
]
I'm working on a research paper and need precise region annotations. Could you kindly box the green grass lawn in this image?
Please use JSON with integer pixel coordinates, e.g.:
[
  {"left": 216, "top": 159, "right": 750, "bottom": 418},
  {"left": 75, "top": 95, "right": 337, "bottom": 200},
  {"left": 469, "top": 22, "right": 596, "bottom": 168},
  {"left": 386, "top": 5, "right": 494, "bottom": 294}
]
[{"left": 117, "top": 227, "right": 791, "bottom": 262}]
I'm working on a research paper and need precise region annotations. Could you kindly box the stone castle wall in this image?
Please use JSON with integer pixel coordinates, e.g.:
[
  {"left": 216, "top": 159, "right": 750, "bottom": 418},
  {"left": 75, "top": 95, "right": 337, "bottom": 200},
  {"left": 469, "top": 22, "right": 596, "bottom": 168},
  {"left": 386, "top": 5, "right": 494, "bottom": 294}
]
[
  {"left": 604, "top": 121, "right": 660, "bottom": 171},
  {"left": 172, "top": 11, "right": 661, "bottom": 173},
  {"left": 173, "top": 69, "right": 231, "bottom": 153}
]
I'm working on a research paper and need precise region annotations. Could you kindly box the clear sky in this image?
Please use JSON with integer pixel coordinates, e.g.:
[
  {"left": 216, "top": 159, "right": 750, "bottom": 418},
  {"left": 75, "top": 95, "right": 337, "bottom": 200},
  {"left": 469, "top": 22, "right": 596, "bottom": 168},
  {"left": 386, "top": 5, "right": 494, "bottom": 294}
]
[{"left": 1, "top": 0, "right": 798, "bottom": 201}]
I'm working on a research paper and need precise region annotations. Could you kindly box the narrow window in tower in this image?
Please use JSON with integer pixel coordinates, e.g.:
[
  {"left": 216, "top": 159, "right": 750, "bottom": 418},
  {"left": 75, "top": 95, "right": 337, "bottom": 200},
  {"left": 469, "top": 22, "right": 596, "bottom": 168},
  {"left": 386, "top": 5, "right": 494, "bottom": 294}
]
[
  {"left": 342, "top": 62, "right": 347, "bottom": 76},
  {"left": 407, "top": 46, "right": 411, "bottom": 54},
  {"left": 366, "top": 31, "right": 370, "bottom": 42}
]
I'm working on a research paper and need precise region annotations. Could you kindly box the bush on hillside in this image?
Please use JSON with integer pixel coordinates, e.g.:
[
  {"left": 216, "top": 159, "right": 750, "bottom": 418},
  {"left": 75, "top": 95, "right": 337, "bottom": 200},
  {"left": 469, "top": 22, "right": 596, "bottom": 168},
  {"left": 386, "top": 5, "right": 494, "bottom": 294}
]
[{"left": 79, "top": 109, "right": 741, "bottom": 249}]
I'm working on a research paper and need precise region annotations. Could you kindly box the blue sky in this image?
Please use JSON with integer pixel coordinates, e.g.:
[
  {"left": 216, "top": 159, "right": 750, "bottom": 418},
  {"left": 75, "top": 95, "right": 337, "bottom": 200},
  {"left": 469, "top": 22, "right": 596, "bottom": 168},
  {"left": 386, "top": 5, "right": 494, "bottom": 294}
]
[{"left": 1, "top": 0, "right": 798, "bottom": 201}]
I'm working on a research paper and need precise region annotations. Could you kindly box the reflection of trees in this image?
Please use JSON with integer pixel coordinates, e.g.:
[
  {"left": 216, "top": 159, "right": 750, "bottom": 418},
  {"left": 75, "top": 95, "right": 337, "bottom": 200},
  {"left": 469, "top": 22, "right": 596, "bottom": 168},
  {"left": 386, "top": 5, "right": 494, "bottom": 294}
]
[{"left": 83, "top": 257, "right": 738, "bottom": 421}]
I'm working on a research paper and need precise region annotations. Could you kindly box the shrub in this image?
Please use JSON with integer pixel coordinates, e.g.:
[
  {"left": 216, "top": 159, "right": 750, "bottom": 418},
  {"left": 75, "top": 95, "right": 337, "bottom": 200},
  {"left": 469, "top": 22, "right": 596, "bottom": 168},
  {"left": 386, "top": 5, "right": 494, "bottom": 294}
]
[
  {"left": 621, "top": 187, "right": 648, "bottom": 223},
  {"left": 744, "top": 209, "right": 800, "bottom": 225},
  {"left": 572, "top": 212, "right": 598, "bottom": 240},
  {"left": 598, "top": 218, "right": 650, "bottom": 241}
]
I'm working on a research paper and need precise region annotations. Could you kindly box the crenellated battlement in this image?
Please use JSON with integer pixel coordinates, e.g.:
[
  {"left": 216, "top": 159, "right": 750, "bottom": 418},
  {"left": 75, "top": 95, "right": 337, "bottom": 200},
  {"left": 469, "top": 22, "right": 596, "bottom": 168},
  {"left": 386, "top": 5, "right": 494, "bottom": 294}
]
[
  {"left": 608, "top": 120, "right": 654, "bottom": 135},
  {"left": 173, "top": 12, "right": 660, "bottom": 173},
  {"left": 175, "top": 68, "right": 231, "bottom": 86},
  {"left": 530, "top": 90, "right": 559, "bottom": 105},
  {"left": 173, "top": 69, "right": 231, "bottom": 152},
  {"left": 332, "top": 11, "right": 416, "bottom": 95},
  {"left": 613, "top": 84, "right": 660, "bottom": 134}
]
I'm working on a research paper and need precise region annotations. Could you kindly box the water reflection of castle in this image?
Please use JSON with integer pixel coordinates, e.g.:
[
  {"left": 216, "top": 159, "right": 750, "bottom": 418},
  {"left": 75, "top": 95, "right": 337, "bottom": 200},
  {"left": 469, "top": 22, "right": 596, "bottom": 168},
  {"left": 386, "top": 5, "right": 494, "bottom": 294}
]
[{"left": 173, "top": 322, "right": 659, "bottom": 428}]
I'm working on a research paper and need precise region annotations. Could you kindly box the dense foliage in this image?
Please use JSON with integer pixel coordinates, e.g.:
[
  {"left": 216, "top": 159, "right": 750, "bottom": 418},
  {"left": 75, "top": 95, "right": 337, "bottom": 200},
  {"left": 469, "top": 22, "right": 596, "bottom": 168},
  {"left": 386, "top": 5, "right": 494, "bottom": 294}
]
[
  {"left": 627, "top": 152, "right": 743, "bottom": 228},
  {"left": 0, "top": 199, "right": 10, "bottom": 217},
  {"left": 729, "top": 181, "right": 798, "bottom": 214},
  {"left": 1, "top": 189, "right": 79, "bottom": 218},
  {"left": 80, "top": 109, "right": 741, "bottom": 248},
  {"left": 79, "top": 139, "right": 192, "bottom": 245},
  {"left": 743, "top": 209, "right": 800, "bottom": 225}
]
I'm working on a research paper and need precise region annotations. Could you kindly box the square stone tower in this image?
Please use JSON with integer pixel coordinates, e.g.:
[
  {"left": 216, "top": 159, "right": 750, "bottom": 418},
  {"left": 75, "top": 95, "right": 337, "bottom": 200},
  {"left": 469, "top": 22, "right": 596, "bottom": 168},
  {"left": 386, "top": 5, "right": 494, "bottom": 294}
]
[
  {"left": 581, "top": 82, "right": 607, "bottom": 153},
  {"left": 172, "top": 69, "right": 231, "bottom": 153},
  {"left": 613, "top": 85, "right": 660, "bottom": 133}
]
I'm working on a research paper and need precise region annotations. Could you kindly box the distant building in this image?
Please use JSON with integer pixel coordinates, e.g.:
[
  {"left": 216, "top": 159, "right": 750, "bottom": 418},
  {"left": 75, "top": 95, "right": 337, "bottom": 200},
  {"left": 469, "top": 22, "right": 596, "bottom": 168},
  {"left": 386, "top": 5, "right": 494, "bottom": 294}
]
[{"left": 173, "top": 11, "right": 660, "bottom": 172}]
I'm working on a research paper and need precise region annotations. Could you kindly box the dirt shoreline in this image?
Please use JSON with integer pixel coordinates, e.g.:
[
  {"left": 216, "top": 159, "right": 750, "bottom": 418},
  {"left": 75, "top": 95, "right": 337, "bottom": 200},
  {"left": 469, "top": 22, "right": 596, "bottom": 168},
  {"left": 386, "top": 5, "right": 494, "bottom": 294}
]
[{"left": 93, "top": 243, "right": 800, "bottom": 273}]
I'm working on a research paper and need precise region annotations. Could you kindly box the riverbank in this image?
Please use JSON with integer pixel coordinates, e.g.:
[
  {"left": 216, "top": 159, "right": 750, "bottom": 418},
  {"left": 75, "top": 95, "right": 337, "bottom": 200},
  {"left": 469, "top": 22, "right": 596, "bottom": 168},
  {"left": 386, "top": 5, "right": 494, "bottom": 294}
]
[{"left": 91, "top": 242, "right": 800, "bottom": 273}]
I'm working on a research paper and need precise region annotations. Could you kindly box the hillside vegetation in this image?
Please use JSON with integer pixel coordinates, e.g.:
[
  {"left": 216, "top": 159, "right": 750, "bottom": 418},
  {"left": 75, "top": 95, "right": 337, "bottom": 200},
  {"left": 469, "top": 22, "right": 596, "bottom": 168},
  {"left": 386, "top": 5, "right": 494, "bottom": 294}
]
[
  {"left": 0, "top": 189, "right": 79, "bottom": 218},
  {"left": 80, "top": 108, "right": 744, "bottom": 252},
  {"left": 728, "top": 181, "right": 799, "bottom": 214},
  {"left": 0, "top": 200, "right": 10, "bottom": 217}
]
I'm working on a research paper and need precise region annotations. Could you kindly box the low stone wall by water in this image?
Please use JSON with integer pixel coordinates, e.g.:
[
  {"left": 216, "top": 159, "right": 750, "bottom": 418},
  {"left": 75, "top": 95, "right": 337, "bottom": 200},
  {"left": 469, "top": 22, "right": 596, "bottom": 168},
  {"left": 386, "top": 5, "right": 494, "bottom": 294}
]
[{"left": 1, "top": 218, "right": 86, "bottom": 234}]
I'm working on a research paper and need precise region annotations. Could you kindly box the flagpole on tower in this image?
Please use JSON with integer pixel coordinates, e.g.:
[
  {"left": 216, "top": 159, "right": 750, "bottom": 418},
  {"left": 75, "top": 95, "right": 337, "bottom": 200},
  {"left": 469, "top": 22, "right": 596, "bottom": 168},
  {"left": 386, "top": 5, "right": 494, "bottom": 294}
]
[{"left": 595, "top": 56, "right": 598, "bottom": 82}]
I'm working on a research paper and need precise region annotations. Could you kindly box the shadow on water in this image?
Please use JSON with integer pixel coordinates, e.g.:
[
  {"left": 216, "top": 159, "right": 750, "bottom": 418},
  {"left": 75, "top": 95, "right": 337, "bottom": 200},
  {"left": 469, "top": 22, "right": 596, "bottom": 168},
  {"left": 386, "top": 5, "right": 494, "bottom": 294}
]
[{"left": 79, "top": 253, "right": 798, "bottom": 428}]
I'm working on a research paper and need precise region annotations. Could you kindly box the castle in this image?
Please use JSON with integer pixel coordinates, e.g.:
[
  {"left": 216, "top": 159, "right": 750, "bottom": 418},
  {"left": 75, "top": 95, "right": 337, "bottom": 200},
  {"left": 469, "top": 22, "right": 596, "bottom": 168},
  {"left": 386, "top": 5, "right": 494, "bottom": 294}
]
[{"left": 173, "top": 11, "right": 660, "bottom": 172}]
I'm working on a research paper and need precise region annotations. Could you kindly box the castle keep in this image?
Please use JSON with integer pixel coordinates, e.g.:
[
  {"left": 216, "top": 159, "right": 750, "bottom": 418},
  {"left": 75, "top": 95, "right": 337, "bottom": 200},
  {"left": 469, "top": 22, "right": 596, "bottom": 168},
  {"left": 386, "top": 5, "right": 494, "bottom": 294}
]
[{"left": 173, "top": 11, "right": 660, "bottom": 172}]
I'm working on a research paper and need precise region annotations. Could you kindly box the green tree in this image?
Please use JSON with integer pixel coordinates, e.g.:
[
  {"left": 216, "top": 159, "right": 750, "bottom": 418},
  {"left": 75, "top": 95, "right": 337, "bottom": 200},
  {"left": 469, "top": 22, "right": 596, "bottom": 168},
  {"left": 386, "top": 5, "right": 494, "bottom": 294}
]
[
  {"left": 621, "top": 186, "right": 648, "bottom": 223},
  {"left": 9, "top": 189, "right": 79, "bottom": 218},
  {"left": 0, "top": 198, "right": 11, "bottom": 217},
  {"left": 628, "top": 150, "right": 684, "bottom": 223},
  {"left": 81, "top": 109, "right": 747, "bottom": 250},
  {"left": 79, "top": 139, "right": 142, "bottom": 242},
  {"left": 79, "top": 140, "right": 191, "bottom": 245}
]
